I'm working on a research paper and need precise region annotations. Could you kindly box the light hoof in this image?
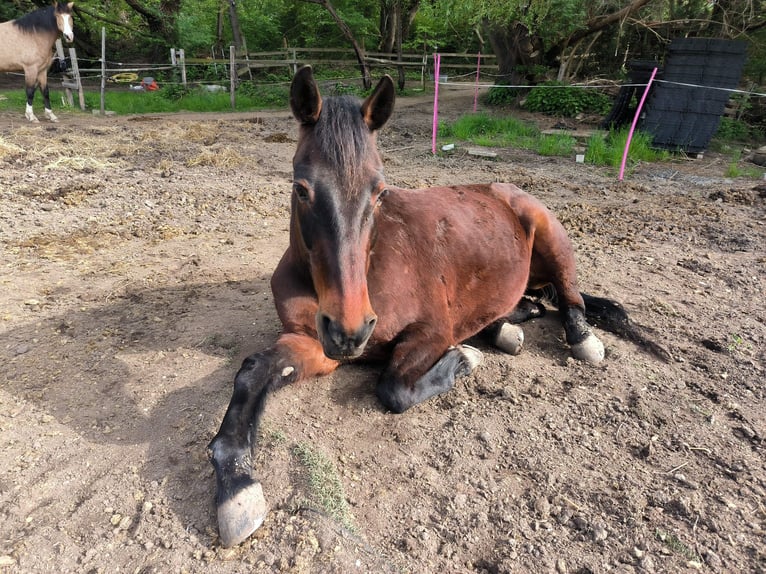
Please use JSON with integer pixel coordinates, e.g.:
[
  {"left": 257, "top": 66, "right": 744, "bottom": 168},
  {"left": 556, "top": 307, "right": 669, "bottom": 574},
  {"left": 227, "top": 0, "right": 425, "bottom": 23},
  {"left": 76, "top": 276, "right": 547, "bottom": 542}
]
[
  {"left": 25, "top": 105, "right": 39, "bottom": 123},
  {"left": 217, "top": 481, "right": 269, "bottom": 548},
  {"left": 45, "top": 109, "right": 59, "bottom": 123},
  {"left": 458, "top": 344, "right": 483, "bottom": 372},
  {"left": 495, "top": 323, "right": 524, "bottom": 355},
  {"left": 571, "top": 334, "right": 605, "bottom": 364}
]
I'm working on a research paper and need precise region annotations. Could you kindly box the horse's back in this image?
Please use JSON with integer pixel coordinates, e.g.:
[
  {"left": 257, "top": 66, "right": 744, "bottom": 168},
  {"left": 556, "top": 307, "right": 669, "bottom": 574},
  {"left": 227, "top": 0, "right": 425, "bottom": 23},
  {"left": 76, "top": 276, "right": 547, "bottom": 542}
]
[
  {"left": 367, "top": 183, "right": 534, "bottom": 346},
  {"left": 0, "top": 21, "right": 50, "bottom": 72}
]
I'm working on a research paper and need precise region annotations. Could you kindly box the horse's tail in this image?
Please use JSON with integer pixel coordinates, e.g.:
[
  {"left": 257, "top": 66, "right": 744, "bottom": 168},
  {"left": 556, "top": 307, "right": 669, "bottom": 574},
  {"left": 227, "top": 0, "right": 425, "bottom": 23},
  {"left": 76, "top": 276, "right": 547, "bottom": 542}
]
[{"left": 581, "top": 293, "right": 672, "bottom": 363}]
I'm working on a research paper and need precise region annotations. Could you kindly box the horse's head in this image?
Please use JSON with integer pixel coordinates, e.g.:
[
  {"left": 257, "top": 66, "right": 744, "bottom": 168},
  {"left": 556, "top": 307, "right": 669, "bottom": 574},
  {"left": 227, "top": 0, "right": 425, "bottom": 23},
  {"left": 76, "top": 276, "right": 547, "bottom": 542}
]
[
  {"left": 289, "top": 65, "right": 395, "bottom": 360},
  {"left": 55, "top": 2, "right": 74, "bottom": 43}
]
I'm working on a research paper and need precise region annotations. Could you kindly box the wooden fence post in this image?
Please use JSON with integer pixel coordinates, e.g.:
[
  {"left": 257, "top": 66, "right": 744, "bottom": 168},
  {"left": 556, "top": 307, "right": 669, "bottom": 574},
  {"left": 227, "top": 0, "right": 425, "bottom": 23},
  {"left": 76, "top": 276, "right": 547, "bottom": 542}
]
[
  {"left": 179, "top": 49, "right": 187, "bottom": 87},
  {"left": 56, "top": 39, "right": 85, "bottom": 110}
]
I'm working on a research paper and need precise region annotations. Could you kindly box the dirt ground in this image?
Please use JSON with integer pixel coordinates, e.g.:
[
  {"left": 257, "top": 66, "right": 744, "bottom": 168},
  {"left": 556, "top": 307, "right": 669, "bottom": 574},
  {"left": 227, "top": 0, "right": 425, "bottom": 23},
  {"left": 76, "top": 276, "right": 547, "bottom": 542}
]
[{"left": 1, "top": 86, "right": 765, "bottom": 574}]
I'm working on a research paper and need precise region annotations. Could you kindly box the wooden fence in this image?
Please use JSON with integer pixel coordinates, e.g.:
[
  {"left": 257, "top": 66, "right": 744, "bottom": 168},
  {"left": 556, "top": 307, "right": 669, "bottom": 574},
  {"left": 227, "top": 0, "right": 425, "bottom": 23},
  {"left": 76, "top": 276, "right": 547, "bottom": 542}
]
[{"left": 185, "top": 47, "right": 498, "bottom": 86}]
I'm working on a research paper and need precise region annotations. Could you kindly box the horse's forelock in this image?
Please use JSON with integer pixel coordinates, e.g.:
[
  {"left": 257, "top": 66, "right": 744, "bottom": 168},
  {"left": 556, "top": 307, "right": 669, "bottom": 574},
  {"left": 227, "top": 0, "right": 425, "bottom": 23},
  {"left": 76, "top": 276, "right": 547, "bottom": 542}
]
[{"left": 313, "top": 96, "right": 374, "bottom": 196}]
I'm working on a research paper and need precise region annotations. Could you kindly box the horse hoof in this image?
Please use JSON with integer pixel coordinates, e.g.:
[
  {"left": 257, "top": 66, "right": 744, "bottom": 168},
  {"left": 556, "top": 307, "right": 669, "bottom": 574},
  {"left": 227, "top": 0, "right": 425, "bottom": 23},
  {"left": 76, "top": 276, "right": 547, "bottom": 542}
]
[
  {"left": 458, "top": 344, "right": 483, "bottom": 372},
  {"left": 495, "top": 323, "right": 524, "bottom": 355},
  {"left": 217, "top": 480, "right": 269, "bottom": 548},
  {"left": 571, "top": 334, "right": 605, "bottom": 364}
]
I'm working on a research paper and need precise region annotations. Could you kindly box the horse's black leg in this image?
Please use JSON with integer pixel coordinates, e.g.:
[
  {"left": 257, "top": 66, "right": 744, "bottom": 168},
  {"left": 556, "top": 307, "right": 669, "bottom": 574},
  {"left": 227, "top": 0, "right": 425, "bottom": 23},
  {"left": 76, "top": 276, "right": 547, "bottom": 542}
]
[
  {"left": 376, "top": 327, "right": 483, "bottom": 413},
  {"left": 208, "top": 348, "right": 295, "bottom": 547},
  {"left": 560, "top": 302, "right": 605, "bottom": 363},
  {"left": 41, "top": 83, "right": 58, "bottom": 122},
  {"left": 24, "top": 83, "right": 38, "bottom": 122}
]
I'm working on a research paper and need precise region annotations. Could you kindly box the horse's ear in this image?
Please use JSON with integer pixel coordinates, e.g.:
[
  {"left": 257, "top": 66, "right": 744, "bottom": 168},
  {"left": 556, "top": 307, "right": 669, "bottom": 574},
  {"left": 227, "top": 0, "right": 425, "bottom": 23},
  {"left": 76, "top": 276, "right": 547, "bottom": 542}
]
[
  {"left": 361, "top": 75, "right": 395, "bottom": 132},
  {"left": 290, "top": 65, "right": 322, "bottom": 126}
]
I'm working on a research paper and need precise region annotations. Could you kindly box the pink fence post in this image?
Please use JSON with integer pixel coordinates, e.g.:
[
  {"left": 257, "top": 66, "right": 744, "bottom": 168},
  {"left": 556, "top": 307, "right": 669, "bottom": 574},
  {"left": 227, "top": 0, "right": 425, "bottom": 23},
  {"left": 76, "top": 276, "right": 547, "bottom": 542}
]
[
  {"left": 618, "top": 67, "right": 658, "bottom": 181},
  {"left": 431, "top": 53, "right": 441, "bottom": 155},
  {"left": 473, "top": 52, "right": 481, "bottom": 112}
]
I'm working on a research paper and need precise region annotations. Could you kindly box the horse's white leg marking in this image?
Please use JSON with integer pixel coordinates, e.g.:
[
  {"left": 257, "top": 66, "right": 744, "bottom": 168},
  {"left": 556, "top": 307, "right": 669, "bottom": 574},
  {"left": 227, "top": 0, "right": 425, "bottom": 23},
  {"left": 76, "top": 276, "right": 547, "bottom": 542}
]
[
  {"left": 494, "top": 323, "right": 524, "bottom": 355},
  {"left": 571, "top": 333, "right": 605, "bottom": 364},
  {"left": 44, "top": 109, "right": 59, "bottom": 122},
  {"left": 25, "top": 103, "right": 39, "bottom": 123}
]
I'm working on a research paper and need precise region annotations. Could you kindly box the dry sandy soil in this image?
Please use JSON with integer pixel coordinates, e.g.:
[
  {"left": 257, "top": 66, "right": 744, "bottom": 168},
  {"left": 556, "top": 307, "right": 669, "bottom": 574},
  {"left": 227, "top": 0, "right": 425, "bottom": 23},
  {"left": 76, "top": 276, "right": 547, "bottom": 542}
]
[{"left": 1, "top": 86, "right": 765, "bottom": 574}]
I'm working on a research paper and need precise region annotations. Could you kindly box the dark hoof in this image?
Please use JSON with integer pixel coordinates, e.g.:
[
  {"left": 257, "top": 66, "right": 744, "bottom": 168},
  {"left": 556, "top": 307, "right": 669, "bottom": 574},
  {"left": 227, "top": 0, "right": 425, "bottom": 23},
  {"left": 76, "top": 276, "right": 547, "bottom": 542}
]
[{"left": 217, "top": 480, "right": 269, "bottom": 547}]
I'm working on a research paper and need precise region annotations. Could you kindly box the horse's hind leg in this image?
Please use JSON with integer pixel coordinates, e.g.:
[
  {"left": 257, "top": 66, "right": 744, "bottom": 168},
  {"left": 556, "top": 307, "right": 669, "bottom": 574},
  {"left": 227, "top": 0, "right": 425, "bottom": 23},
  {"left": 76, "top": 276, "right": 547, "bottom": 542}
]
[
  {"left": 524, "top": 204, "right": 604, "bottom": 364},
  {"left": 562, "top": 303, "right": 604, "bottom": 363},
  {"left": 482, "top": 298, "right": 546, "bottom": 355},
  {"left": 375, "top": 325, "right": 483, "bottom": 413}
]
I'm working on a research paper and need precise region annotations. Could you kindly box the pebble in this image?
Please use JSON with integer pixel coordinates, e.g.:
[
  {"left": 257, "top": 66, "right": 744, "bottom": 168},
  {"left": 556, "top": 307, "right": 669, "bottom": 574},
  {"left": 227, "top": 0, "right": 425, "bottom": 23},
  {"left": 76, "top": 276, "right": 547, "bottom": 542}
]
[
  {"left": 534, "top": 496, "right": 551, "bottom": 518},
  {"left": 591, "top": 523, "right": 608, "bottom": 542}
]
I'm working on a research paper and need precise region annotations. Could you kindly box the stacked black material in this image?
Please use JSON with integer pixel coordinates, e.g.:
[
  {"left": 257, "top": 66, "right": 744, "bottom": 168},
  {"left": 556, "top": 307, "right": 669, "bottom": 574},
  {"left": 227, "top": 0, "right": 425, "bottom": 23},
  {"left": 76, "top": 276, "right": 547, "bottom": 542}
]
[
  {"left": 600, "top": 60, "right": 660, "bottom": 130},
  {"left": 640, "top": 38, "right": 747, "bottom": 153}
]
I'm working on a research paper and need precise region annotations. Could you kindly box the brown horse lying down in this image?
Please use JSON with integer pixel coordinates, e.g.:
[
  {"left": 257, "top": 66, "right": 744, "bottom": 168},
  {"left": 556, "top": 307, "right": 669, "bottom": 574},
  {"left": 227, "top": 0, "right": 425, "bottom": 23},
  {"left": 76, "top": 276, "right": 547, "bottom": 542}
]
[{"left": 208, "top": 65, "right": 665, "bottom": 547}]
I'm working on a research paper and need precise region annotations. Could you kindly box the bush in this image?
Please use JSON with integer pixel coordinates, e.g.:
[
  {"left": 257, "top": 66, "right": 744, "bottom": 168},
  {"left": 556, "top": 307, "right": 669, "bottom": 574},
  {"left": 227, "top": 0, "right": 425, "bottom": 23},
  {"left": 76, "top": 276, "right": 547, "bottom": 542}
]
[{"left": 525, "top": 81, "right": 612, "bottom": 117}]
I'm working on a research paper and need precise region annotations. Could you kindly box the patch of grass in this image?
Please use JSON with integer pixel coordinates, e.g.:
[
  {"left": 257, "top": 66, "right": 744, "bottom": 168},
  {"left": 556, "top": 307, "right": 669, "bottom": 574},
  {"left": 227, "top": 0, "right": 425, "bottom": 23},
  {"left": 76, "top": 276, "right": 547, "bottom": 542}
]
[
  {"left": 655, "top": 529, "right": 702, "bottom": 563},
  {"left": 440, "top": 112, "right": 574, "bottom": 157},
  {"left": 0, "top": 84, "right": 288, "bottom": 116},
  {"left": 538, "top": 133, "right": 577, "bottom": 157},
  {"left": 293, "top": 442, "right": 354, "bottom": 530},
  {"left": 585, "top": 128, "right": 669, "bottom": 170}
]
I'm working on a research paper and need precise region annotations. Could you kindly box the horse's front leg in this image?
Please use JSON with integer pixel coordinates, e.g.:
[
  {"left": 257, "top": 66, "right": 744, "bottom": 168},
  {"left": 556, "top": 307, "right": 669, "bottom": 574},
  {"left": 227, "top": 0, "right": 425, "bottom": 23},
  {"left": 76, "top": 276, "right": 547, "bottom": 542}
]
[
  {"left": 375, "top": 325, "right": 483, "bottom": 413},
  {"left": 208, "top": 333, "right": 338, "bottom": 547},
  {"left": 24, "top": 72, "right": 38, "bottom": 122}
]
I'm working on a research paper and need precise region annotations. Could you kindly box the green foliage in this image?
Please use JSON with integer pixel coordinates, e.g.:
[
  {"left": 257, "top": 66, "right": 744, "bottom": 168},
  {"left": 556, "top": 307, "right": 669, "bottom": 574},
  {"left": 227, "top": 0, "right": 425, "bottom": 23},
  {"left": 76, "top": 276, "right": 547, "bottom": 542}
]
[
  {"left": 236, "top": 81, "right": 289, "bottom": 108},
  {"left": 715, "top": 117, "right": 753, "bottom": 142},
  {"left": 525, "top": 82, "right": 612, "bottom": 117},
  {"left": 160, "top": 83, "right": 193, "bottom": 101},
  {"left": 484, "top": 86, "right": 522, "bottom": 106}
]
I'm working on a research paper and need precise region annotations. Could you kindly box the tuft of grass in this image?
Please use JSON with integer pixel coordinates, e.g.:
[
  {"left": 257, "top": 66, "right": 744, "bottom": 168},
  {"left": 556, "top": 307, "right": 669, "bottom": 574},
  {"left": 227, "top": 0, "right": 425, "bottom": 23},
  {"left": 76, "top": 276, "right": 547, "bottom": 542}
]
[
  {"left": 293, "top": 442, "right": 354, "bottom": 530},
  {"left": 655, "top": 529, "right": 701, "bottom": 563}
]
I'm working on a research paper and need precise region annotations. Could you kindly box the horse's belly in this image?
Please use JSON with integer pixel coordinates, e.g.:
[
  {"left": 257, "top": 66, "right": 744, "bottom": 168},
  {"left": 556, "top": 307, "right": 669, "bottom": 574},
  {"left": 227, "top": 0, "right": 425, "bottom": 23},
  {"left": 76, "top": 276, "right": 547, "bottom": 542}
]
[{"left": 368, "top": 185, "right": 531, "bottom": 345}]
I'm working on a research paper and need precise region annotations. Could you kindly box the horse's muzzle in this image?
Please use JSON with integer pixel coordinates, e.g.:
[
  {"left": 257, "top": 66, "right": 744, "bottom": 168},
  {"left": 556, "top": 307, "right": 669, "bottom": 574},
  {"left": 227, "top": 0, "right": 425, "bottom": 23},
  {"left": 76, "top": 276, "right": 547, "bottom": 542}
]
[{"left": 317, "top": 313, "right": 377, "bottom": 359}]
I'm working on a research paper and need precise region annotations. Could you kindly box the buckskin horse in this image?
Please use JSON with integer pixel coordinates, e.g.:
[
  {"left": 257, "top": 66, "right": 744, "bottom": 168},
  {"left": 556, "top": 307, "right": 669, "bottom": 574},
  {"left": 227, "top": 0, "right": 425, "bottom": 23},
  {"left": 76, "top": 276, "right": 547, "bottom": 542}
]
[
  {"left": 209, "top": 65, "right": 665, "bottom": 547},
  {"left": 0, "top": 2, "right": 74, "bottom": 122}
]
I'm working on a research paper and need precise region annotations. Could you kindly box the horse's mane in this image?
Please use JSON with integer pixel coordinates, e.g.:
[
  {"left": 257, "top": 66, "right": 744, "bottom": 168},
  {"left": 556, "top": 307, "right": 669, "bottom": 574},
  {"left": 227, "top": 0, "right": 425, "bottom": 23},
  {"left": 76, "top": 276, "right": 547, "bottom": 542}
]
[
  {"left": 12, "top": 4, "right": 67, "bottom": 34},
  {"left": 313, "top": 95, "right": 375, "bottom": 196}
]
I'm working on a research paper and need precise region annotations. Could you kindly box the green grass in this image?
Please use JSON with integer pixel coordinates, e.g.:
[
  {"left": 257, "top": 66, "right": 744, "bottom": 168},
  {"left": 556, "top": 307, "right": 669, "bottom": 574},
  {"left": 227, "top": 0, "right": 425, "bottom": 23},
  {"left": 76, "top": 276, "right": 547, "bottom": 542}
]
[
  {"left": 0, "top": 83, "right": 290, "bottom": 115},
  {"left": 293, "top": 442, "right": 355, "bottom": 530},
  {"left": 439, "top": 112, "right": 576, "bottom": 157},
  {"left": 440, "top": 112, "right": 670, "bottom": 165}
]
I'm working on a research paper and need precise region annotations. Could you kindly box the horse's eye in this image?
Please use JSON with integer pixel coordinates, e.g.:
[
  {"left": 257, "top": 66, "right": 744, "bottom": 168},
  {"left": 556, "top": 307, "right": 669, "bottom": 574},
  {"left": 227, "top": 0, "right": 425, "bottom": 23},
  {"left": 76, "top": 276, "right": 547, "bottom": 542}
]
[
  {"left": 376, "top": 188, "right": 389, "bottom": 206},
  {"left": 293, "top": 183, "right": 310, "bottom": 203}
]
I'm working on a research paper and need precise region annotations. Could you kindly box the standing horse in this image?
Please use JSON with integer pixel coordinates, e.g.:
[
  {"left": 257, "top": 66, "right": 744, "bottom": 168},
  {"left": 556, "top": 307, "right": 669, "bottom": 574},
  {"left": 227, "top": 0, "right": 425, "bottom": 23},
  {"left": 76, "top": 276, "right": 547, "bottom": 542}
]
[
  {"left": 0, "top": 2, "right": 74, "bottom": 123},
  {"left": 208, "top": 65, "right": 659, "bottom": 547}
]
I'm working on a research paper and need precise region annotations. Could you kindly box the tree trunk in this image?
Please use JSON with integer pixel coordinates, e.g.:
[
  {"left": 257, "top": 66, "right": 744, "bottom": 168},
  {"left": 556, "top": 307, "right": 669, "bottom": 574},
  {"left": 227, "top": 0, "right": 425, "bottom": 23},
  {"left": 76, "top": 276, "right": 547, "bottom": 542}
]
[
  {"left": 229, "top": 0, "right": 245, "bottom": 53},
  {"left": 303, "top": 0, "right": 371, "bottom": 89},
  {"left": 485, "top": 21, "right": 542, "bottom": 86}
]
